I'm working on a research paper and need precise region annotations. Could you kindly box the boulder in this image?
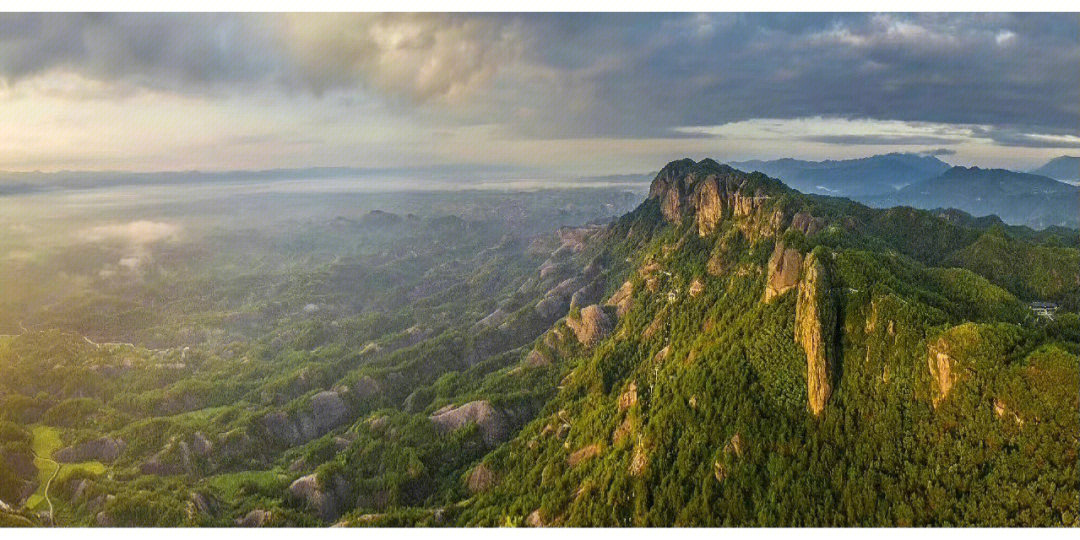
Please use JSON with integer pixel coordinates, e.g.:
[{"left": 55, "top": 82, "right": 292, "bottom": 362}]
[
  {"left": 429, "top": 400, "right": 508, "bottom": 446},
  {"left": 139, "top": 454, "right": 184, "bottom": 476},
  {"left": 310, "top": 391, "right": 347, "bottom": 433},
  {"left": 527, "top": 509, "right": 546, "bottom": 527},
  {"left": 288, "top": 473, "right": 349, "bottom": 522},
  {"left": 724, "top": 433, "right": 745, "bottom": 457},
  {"left": 928, "top": 343, "right": 956, "bottom": 407},
  {"left": 352, "top": 376, "right": 381, "bottom": 400},
  {"left": 261, "top": 411, "right": 301, "bottom": 446},
  {"left": 628, "top": 441, "right": 649, "bottom": 476},
  {"left": 688, "top": 278, "right": 705, "bottom": 298},
  {"left": 566, "top": 305, "right": 612, "bottom": 347},
  {"left": 262, "top": 390, "right": 349, "bottom": 447},
  {"left": 466, "top": 463, "right": 497, "bottom": 494},
  {"left": 613, "top": 416, "right": 634, "bottom": 445},
  {"left": 68, "top": 478, "right": 90, "bottom": 503},
  {"left": 188, "top": 491, "right": 218, "bottom": 518},
  {"left": 55, "top": 437, "right": 125, "bottom": 464},
  {"left": 236, "top": 509, "right": 271, "bottom": 527},
  {"left": 191, "top": 432, "right": 212, "bottom": 457}
]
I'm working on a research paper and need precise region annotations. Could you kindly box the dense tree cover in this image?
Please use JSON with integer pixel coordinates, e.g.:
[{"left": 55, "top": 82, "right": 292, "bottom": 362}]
[
  {"left": 0, "top": 173, "right": 1076, "bottom": 527},
  {"left": 453, "top": 166, "right": 1078, "bottom": 527},
  {"left": 0, "top": 188, "right": 642, "bottom": 526}
]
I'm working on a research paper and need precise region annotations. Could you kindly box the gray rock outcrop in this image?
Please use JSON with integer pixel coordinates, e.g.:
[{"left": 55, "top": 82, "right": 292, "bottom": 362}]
[
  {"left": 55, "top": 437, "right": 125, "bottom": 464},
  {"left": 429, "top": 400, "right": 508, "bottom": 446}
]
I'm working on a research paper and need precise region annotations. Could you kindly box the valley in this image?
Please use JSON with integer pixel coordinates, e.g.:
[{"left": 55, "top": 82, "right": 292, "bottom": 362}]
[{"left": 1, "top": 160, "right": 1077, "bottom": 527}]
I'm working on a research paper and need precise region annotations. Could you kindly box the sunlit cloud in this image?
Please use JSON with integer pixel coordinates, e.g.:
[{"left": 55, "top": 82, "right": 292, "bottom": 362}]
[
  {"left": 81, "top": 220, "right": 181, "bottom": 245},
  {"left": 0, "top": 13, "right": 1076, "bottom": 173}
]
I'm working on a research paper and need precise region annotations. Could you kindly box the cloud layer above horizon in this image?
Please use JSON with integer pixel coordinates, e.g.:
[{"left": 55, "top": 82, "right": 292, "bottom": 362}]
[{"left": 1, "top": 13, "right": 1076, "bottom": 174}]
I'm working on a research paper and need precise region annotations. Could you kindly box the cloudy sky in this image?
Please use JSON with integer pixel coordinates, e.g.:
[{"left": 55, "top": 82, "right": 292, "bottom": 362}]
[{"left": 1, "top": 13, "right": 1077, "bottom": 175}]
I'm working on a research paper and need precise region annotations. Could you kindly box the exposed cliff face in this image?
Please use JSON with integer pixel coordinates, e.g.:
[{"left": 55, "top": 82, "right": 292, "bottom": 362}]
[
  {"left": 647, "top": 158, "right": 790, "bottom": 238},
  {"left": 262, "top": 389, "right": 349, "bottom": 447},
  {"left": 55, "top": 437, "right": 126, "bottom": 464},
  {"left": 466, "top": 463, "right": 498, "bottom": 494},
  {"left": 926, "top": 324, "right": 980, "bottom": 408},
  {"left": 764, "top": 241, "right": 803, "bottom": 302},
  {"left": 429, "top": 400, "right": 509, "bottom": 446},
  {"left": 794, "top": 251, "right": 836, "bottom": 416},
  {"left": 927, "top": 342, "right": 955, "bottom": 408},
  {"left": 606, "top": 280, "right": 634, "bottom": 317},
  {"left": 566, "top": 304, "right": 613, "bottom": 347},
  {"left": 790, "top": 212, "right": 825, "bottom": 236}
]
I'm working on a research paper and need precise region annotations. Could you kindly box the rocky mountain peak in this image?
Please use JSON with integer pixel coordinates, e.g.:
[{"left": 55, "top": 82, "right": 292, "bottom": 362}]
[{"left": 647, "top": 158, "right": 791, "bottom": 236}]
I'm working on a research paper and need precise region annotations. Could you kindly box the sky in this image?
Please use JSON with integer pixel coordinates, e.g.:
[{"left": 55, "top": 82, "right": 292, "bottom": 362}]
[{"left": 1, "top": 13, "right": 1077, "bottom": 175}]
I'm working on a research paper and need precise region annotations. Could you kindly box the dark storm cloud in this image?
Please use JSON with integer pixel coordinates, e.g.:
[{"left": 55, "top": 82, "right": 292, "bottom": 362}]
[
  {"left": 969, "top": 126, "right": 1080, "bottom": 149},
  {"left": 0, "top": 14, "right": 283, "bottom": 94},
  {"left": 0, "top": 13, "right": 1075, "bottom": 141},
  {"left": 920, "top": 148, "right": 957, "bottom": 157},
  {"left": 501, "top": 13, "right": 1079, "bottom": 139}
]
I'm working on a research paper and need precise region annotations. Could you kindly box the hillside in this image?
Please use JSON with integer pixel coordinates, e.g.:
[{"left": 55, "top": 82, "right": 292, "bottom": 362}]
[
  {"left": 457, "top": 159, "right": 1079, "bottom": 526},
  {"left": 729, "top": 153, "right": 950, "bottom": 197},
  {"left": 870, "top": 166, "right": 1080, "bottom": 229},
  {"left": 2, "top": 161, "right": 1077, "bottom": 527}
]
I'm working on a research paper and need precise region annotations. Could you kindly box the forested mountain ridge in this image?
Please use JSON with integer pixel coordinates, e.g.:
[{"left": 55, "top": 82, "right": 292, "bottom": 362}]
[
  {"left": 2, "top": 161, "right": 1077, "bottom": 527},
  {"left": 456, "top": 158, "right": 1079, "bottom": 526}
]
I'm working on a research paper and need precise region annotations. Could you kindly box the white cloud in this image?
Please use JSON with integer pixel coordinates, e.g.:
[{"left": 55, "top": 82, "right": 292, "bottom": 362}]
[
  {"left": 81, "top": 220, "right": 181, "bottom": 245},
  {"left": 279, "top": 14, "right": 523, "bottom": 103}
]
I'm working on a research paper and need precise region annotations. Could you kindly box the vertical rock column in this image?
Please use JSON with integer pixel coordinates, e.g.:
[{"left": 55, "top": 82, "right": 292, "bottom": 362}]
[{"left": 794, "top": 251, "right": 837, "bottom": 416}]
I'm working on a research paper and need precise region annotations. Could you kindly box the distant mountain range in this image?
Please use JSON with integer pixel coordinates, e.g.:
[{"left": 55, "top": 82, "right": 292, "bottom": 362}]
[
  {"left": 729, "top": 152, "right": 951, "bottom": 197},
  {"left": 727, "top": 153, "right": 1077, "bottom": 229},
  {"left": 867, "top": 166, "right": 1079, "bottom": 229},
  {"left": 1030, "top": 156, "right": 1079, "bottom": 183},
  {"left": 0, "top": 164, "right": 549, "bottom": 193},
  {"left": 4, "top": 153, "right": 1076, "bottom": 230}
]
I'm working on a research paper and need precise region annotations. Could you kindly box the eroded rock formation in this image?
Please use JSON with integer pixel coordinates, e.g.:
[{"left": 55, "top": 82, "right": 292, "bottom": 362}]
[
  {"left": 647, "top": 158, "right": 791, "bottom": 239},
  {"left": 794, "top": 251, "right": 836, "bottom": 416},
  {"left": 566, "top": 304, "right": 612, "bottom": 347},
  {"left": 466, "top": 463, "right": 497, "bottom": 494},
  {"left": 261, "top": 389, "right": 349, "bottom": 447},
  {"left": 288, "top": 473, "right": 350, "bottom": 522},
  {"left": 55, "top": 437, "right": 125, "bottom": 464},
  {"left": 429, "top": 400, "right": 508, "bottom": 446},
  {"left": 764, "top": 241, "right": 803, "bottom": 302}
]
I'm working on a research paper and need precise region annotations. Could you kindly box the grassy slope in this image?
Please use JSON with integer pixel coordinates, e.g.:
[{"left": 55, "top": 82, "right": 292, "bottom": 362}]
[{"left": 23, "top": 426, "right": 106, "bottom": 512}]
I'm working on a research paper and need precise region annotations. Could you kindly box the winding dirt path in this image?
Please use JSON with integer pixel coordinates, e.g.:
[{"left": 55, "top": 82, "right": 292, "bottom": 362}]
[{"left": 31, "top": 451, "right": 59, "bottom": 525}]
